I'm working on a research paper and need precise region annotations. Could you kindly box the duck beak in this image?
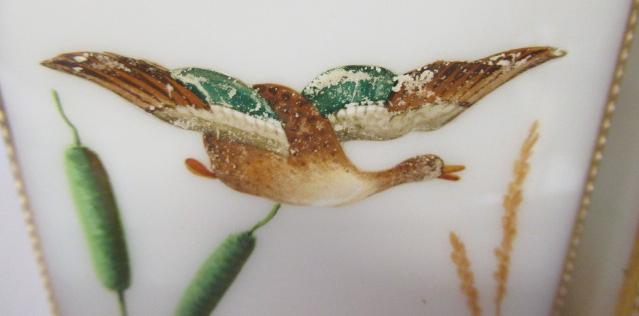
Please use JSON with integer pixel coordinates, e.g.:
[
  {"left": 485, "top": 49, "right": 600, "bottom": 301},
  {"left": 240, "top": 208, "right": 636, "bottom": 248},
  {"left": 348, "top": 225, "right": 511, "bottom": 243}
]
[{"left": 438, "top": 165, "right": 465, "bottom": 181}]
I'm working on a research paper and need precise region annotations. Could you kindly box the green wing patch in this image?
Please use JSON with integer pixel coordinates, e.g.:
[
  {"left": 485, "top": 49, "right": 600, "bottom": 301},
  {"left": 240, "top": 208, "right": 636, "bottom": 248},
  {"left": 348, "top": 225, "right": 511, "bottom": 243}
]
[
  {"left": 302, "top": 65, "right": 396, "bottom": 116},
  {"left": 171, "top": 67, "right": 277, "bottom": 120}
]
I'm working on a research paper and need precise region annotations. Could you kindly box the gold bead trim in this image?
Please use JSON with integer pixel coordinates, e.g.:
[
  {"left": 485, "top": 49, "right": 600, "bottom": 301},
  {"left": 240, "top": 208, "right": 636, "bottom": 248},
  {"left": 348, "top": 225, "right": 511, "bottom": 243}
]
[
  {"left": 0, "top": 96, "right": 60, "bottom": 315},
  {"left": 552, "top": 0, "right": 639, "bottom": 314}
]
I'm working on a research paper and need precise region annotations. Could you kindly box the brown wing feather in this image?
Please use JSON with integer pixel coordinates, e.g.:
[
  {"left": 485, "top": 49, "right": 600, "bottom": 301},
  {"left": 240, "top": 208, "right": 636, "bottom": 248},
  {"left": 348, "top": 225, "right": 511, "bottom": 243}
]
[
  {"left": 387, "top": 46, "right": 566, "bottom": 112},
  {"left": 40, "top": 52, "right": 209, "bottom": 111},
  {"left": 41, "top": 52, "right": 292, "bottom": 155},
  {"left": 253, "top": 84, "right": 346, "bottom": 160}
]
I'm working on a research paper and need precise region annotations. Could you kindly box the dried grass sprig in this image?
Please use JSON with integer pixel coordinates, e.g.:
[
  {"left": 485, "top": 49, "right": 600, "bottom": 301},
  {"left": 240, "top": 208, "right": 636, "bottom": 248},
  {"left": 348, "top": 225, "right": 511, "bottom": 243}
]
[
  {"left": 450, "top": 232, "right": 482, "bottom": 316},
  {"left": 494, "top": 121, "right": 539, "bottom": 316}
]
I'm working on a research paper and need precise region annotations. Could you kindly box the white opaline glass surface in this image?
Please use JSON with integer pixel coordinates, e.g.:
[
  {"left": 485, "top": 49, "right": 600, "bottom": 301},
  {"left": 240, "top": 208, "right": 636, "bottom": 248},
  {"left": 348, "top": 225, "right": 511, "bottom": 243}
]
[{"left": 0, "top": 0, "right": 631, "bottom": 315}]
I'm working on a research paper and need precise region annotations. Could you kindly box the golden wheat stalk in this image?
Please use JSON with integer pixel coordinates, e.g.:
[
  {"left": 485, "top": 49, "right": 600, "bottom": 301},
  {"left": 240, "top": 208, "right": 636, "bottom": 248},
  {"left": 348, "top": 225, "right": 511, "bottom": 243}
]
[
  {"left": 450, "top": 232, "right": 482, "bottom": 316},
  {"left": 494, "top": 121, "right": 539, "bottom": 316}
]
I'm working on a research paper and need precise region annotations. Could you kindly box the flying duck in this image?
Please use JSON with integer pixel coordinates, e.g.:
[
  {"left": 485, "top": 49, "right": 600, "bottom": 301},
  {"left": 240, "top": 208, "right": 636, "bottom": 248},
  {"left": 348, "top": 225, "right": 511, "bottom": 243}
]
[{"left": 41, "top": 46, "right": 564, "bottom": 206}]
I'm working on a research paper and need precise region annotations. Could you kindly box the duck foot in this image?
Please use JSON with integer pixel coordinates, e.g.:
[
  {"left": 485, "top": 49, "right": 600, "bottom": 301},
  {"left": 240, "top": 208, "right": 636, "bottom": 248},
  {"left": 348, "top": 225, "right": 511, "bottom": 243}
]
[
  {"left": 439, "top": 165, "right": 465, "bottom": 181},
  {"left": 185, "top": 158, "right": 217, "bottom": 179}
]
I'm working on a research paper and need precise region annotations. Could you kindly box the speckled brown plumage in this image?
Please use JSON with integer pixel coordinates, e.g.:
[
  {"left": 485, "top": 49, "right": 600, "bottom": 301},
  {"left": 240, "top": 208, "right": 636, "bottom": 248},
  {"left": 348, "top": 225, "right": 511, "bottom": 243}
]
[
  {"left": 253, "top": 84, "right": 345, "bottom": 160},
  {"left": 203, "top": 84, "right": 452, "bottom": 206}
]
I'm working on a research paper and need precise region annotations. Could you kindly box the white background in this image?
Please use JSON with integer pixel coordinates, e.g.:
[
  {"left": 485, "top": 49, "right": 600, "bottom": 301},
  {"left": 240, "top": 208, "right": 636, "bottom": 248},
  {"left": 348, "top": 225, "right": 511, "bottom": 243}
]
[{"left": 0, "top": 0, "right": 633, "bottom": 315}]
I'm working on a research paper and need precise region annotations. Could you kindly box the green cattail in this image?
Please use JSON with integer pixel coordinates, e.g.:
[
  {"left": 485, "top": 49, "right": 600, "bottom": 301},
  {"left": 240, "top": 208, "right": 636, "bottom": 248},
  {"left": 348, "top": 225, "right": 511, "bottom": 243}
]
[
  {"left": 176, "top": 204, "right": 281, "bottom": 316},
  {"left": 53, "top": 90, "right": 130, "bottom": 316}
]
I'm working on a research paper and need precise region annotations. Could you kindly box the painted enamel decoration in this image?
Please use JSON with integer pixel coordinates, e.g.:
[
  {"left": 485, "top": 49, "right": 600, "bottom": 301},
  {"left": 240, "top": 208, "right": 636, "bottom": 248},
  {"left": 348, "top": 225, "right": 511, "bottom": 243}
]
[{"left": 41, "top": 47, "right": 564, "bottom": 206}]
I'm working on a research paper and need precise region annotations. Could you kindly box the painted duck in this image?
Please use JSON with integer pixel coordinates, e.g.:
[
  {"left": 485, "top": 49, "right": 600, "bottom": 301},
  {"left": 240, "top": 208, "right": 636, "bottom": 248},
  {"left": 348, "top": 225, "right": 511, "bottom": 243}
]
[{"left": 41, "top": 47, "right": 564, "bottom": 206}]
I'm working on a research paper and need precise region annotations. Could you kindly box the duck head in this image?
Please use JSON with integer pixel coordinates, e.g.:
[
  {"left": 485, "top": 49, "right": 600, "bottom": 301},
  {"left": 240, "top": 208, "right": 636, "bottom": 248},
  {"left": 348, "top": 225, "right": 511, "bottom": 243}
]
[{"left": 371, "top": 154, "right": 463, "bottom": 192}]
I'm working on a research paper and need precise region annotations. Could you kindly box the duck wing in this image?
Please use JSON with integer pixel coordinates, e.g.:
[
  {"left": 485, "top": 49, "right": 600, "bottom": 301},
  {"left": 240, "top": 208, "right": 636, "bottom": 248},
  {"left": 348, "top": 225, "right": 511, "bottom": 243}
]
[
  {"left": 41, "top": 52, "right": 290, "bottom": 155},
  {"left": 253, "top": 84, "right": 348, "bottom": 162},
  {"left": 322, "top": 47, "right": 565, "bottom": 141},
  {"left": 42, "top": 48, "right": 564, "bottom": 151}
]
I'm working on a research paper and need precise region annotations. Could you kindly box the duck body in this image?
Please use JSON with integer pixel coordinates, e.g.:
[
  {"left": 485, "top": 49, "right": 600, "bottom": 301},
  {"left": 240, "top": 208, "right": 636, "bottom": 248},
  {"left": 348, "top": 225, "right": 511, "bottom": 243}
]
[
  {"left": 206, "top": 84, "right": 445, "bottom": 206},
  {"left": 205, "top": 136, "right": 377, "bottom": 206}
]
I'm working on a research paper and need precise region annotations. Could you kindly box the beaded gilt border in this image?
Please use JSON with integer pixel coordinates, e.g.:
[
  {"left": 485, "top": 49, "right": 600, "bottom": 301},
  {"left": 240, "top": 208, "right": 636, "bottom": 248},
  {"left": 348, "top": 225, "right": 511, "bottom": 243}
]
[
  {"left": 551, "top": 0, "right": 639, "bottom": 314},
  {"left": 0, "top": 94, "right": 60, "bottom": 315}
]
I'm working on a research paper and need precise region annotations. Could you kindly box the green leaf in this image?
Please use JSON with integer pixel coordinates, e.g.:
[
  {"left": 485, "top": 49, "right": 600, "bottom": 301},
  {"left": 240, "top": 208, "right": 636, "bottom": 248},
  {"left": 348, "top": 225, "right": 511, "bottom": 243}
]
[
  {"left": 302, "top": 65, "right": 396, "bottom": 116},
  {"left": 171, "top": 67, "right": 277, "bottom": 120}
]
